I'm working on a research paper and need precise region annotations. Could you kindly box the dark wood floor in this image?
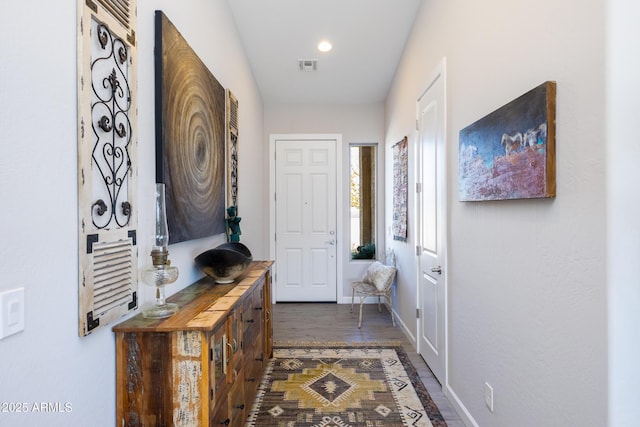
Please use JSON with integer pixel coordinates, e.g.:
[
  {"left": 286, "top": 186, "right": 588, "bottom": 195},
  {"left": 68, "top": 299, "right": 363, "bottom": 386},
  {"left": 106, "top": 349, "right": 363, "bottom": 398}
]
[{"left": 272, "top": 302, "right": 465, "bottom": 426}]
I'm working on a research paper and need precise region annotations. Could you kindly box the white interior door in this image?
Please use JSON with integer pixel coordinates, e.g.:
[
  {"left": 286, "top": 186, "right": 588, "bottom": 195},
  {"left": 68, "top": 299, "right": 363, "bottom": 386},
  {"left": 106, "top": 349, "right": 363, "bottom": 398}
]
[
  {"left": 275, "top": 138, "right": 337, "bottom": 302},
  {"left": 417, "top": 63, "right": 447, "bottom": 385}
]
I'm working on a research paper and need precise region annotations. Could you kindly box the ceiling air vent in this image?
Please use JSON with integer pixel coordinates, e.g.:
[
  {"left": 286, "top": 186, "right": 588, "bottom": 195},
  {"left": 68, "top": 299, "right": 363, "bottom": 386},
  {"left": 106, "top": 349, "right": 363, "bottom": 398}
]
[{"left": 298, "top": 59, "right": 318, "bottom": 72}]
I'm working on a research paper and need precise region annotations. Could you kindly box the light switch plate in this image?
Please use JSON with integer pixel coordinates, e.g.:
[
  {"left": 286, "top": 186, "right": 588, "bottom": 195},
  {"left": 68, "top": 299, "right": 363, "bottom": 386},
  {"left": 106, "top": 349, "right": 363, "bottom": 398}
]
[
  {"left": 484, "top": 382, "right": 494, "bottom": 412},
  {"left": 0, "top": 288, "right": 25, "bottom": 339}
]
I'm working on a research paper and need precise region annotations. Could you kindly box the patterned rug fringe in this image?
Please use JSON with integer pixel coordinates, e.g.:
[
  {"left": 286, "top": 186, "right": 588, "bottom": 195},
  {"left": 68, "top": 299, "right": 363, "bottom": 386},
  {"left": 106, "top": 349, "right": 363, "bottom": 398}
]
[{"left": 273, "top": 340, "right": 404, "bottom": 348}]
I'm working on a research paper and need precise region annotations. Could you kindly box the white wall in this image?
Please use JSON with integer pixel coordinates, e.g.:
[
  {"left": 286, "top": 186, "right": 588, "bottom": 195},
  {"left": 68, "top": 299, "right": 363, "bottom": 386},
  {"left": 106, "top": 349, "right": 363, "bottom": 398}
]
[
  {"left": 607, "top": 0, "right": 640, "bottom": 424},
  {"left": 385, "top": 0, "right": 607, "bottom": 426},
  {"left": 0, "top": 1, "right": 263, "bottom": 425},
  {"left": 264, "top": 103, "right": 386, "bottom": 300}
]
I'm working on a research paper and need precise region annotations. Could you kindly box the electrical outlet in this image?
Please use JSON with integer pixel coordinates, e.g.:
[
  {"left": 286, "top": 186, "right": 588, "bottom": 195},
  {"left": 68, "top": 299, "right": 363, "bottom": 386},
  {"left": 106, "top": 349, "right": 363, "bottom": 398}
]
[{"left": 484, "top": 382, "right": 494, "bottom": 412}]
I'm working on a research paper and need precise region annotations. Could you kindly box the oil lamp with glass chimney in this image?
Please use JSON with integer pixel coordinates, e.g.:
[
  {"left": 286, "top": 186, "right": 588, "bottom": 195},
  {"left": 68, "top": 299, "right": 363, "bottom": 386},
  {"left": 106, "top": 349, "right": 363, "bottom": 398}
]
[{"left": 141, "top": 183, "right": 179, "bottom": 318}]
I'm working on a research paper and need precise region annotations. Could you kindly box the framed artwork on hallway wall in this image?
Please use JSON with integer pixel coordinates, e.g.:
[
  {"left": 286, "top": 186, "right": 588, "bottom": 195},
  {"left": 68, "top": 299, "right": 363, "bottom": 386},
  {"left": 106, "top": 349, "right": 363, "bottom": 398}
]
[
  {"left": 458, "top": 81, "right": 556, "bottom": 202},
  {"left": 226, "top": 90, "right": 239, "bottom": 210},
  {"left": 392, "top": 136, "right": 408, "bottom": 241},
  {"left": 154, "top": 10, "right": 227, "bottom": 244}
]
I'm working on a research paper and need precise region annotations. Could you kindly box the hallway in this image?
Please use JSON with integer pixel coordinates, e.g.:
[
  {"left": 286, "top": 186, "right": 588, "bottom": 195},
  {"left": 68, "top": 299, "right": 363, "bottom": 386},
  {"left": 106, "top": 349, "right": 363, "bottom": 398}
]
[{"left": 272, "top": 302, "right": 465, "bottom": 426}]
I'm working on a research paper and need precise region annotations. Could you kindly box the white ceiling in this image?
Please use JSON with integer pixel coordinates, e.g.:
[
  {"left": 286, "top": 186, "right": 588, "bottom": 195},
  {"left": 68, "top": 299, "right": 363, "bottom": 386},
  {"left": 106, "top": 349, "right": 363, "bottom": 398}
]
[{"left": 227, "top": 0, "right": 422, "bottom": 105}]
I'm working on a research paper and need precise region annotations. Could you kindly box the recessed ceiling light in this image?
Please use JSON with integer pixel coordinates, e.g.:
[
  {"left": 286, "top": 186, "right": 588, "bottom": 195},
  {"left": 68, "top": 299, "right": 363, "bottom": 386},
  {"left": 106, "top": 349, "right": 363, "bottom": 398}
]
[{"left": 317, "top": 40, "right": 332, "bottom": 53}]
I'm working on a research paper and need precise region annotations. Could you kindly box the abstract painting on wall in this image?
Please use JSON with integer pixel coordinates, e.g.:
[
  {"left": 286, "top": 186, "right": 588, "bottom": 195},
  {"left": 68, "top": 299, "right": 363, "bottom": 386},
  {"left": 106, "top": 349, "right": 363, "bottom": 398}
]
[
  {"left": 155, "top": 11, "right": 226, "bottom": 243},
  {"left": 392, "top": 136, "right": 408, "bottom": 241},
  {"left": 458, "top": 81, "right": 556, "bottom": 201}
]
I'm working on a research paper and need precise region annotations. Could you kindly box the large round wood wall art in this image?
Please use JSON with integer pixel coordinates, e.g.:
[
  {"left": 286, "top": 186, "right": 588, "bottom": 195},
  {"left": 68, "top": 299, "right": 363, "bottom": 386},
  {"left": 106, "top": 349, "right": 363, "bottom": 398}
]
[{"left": 155, "top": 11, "right": 226, "bottom": 244}]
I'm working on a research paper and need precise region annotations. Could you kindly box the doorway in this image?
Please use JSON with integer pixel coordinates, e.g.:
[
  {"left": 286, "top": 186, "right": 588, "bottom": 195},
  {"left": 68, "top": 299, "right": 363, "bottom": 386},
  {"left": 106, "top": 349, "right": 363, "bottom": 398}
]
[
  {"left": 416, "top": 60, "right": 447, "bottom": 385},
  {"left": 269, "top": 134, "right": 343, "bottom": 302}
]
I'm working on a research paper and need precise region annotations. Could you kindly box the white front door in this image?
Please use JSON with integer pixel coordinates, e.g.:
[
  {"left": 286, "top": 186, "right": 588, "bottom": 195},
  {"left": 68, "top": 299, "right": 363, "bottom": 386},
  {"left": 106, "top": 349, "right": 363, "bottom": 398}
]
[
  {"left": 417, "top": 62, "right": 447, "bottom": 385},
  {"left": 274, "top": 138, "right": 338, "bottom": 302}
]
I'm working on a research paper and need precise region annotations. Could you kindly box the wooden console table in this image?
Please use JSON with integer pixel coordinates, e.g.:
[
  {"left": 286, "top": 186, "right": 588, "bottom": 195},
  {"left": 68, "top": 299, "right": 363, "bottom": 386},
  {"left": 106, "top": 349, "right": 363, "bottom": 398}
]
[{"left": 113, "top": 261, "right": 273, "bottom": 427}]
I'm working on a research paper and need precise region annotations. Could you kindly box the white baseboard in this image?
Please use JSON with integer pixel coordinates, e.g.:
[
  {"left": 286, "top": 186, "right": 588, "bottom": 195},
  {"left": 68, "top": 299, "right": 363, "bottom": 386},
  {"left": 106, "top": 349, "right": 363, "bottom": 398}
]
[{"left": 446, "top": 385, "right": 479, "bottom": 427}]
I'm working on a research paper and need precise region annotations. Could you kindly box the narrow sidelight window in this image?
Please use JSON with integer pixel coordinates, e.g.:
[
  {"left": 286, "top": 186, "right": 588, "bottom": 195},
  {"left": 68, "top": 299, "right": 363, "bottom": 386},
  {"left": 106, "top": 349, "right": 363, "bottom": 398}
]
[{"left": 350, "top": 144, "right": 377, "bottom": 259}]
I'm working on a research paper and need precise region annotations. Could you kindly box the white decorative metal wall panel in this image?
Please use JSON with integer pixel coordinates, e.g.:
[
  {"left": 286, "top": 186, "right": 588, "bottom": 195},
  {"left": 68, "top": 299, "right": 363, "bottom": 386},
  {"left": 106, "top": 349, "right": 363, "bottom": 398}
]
[
  {"left": 226, "top": 90, "right": 239, "bottom": 208},
  {"left": 89, "top": 18, "right": 133, "bottom": 230},
  {"left": 77, "top": 0, "right": 138, "bottom": 336}
]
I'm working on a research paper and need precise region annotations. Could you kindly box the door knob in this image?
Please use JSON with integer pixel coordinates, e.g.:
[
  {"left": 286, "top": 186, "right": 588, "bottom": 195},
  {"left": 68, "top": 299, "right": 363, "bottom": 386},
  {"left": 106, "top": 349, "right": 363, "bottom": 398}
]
[
  {"left": 431, "top": 266, "right": 442, "bottom": 275},
  {"left": 325, "top": 239, "right": 335, "bottom": 245}
]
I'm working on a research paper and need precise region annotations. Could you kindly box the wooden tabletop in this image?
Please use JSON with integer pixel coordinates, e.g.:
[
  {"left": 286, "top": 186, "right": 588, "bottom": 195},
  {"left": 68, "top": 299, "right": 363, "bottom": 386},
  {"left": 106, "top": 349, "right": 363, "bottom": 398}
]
[{"left": 112, "top": 260, "right": 273, "bottom": 333}]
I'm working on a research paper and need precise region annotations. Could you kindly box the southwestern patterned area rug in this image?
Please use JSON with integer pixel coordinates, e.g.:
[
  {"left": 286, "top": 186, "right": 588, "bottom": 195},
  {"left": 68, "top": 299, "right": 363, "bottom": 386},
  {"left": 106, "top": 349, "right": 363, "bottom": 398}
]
[{"left": 246, "top": 346, "right": 447, "bottom": 427}]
